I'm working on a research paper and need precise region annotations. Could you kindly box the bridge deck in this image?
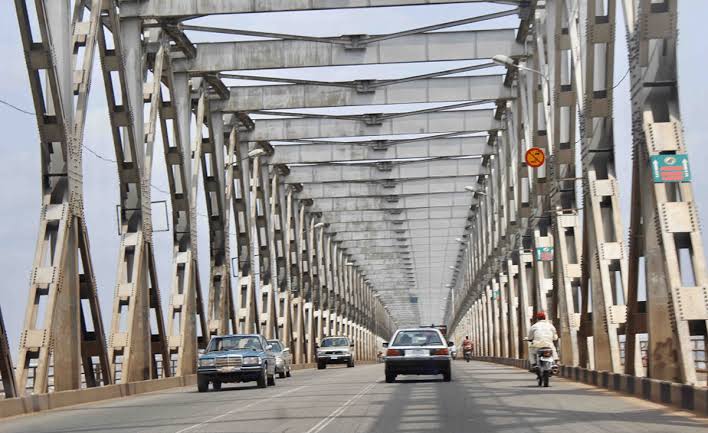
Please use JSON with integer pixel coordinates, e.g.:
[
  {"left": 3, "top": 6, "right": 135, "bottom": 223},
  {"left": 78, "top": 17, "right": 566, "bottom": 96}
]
[{"left": 0, "top": 362, "right": 704, "bottom": 433}]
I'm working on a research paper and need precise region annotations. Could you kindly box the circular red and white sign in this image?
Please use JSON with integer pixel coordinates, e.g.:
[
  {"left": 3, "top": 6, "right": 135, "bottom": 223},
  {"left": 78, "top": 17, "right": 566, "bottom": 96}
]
[{"left": 525, "top": 147, "right": 546, "bottom": 168}]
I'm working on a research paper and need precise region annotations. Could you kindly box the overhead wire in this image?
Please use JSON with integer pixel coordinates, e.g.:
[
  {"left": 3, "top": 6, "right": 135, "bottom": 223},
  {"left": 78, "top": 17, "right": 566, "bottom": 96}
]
[{"left": 0, "top": 95, "right": 225, "bottom": 230}]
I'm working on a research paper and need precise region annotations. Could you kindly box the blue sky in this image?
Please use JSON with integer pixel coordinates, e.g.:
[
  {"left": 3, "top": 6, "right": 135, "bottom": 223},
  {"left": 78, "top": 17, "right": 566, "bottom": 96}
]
[{"left": 0, "top": 2, "right": 706, "bottom": 350}]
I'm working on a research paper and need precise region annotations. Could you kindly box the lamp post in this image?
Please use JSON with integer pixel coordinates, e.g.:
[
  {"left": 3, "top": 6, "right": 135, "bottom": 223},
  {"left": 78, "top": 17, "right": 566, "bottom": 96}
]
[
  {"left": 492, "top": 54, "right": 552, "bottom": 140},
  {"left": 492, "top": 54, "right": 549, "bottom": 84}
]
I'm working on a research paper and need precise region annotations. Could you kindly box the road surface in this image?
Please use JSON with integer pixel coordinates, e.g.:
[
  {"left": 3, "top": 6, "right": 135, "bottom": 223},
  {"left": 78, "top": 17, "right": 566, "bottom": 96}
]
[{"left": 0, "top": 361, "right": 704, "bottom": 432}]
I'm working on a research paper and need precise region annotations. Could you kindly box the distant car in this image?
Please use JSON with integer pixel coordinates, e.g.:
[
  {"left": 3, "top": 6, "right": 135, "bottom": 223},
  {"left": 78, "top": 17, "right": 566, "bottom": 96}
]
[
  {"left": 384, "top": 327, "right": 452, "bottom": 383},
  {"left": 267, "top": 339, "right": 293, "bottom": 378},
  {"left": 316, "top": 336, "right": 355, "bottom": 369},
  {"left": 197, "top": 334, "right": 276, "bottom": 392}
]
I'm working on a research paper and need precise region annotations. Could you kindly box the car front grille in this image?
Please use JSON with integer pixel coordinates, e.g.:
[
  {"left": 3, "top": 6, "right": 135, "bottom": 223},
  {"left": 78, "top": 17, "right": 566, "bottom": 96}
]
[
  {"left": 215, "top": 356, "right": 243, "bottom": 368},
  {"left": 324, "top": 351, "right": 346, "bottom": 355}
]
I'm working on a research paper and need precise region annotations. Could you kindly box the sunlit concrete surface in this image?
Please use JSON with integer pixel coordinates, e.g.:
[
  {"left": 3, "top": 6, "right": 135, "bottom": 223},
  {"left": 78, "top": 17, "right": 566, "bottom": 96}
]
[{"left": 1, "top": 362, "right": 704, "bottom": 433}]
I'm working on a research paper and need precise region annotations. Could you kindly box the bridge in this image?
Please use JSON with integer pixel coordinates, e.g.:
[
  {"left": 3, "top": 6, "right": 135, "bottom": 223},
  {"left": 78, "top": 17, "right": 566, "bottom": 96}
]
[{"left": 0, "top": 0, "right": 706, "bottom": 430}]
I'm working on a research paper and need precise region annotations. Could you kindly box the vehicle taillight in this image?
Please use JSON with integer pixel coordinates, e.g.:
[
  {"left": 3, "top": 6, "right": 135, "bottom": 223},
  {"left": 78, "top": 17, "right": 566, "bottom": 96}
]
[
  {"left": 431, "top": 348, "right": 449, "bottom": 356},
  {"left": 386, "top": 349, "right": 402, "bottom": 356},
  {"left": 540, "top": 349, "right": 553, "bottom": 357}
]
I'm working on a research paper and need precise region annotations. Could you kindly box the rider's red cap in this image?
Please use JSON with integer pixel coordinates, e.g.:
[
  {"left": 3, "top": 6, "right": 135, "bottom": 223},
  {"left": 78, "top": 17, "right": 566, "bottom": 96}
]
[{"left": 535, "top": 311, "right": 546, "bottom": 320}]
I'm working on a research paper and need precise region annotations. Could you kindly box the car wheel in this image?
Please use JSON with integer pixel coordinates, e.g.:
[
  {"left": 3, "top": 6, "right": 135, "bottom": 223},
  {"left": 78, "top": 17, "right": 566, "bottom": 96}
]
[
  {"left": 347, "top": 359, "right": 355, "bottom": 368},
  {"left": 385, "top": 372, "right": 396, "bottom": 383},
  {"left": 197, "top": 375, "right": 209, "bottom": 393},
  {"left": 257, "top": 368, "right": 267, "bottom": 389},
  {"left": 443, "top": 368, "right": 452, "bottom": 382},
  {"left": 317, "top": 361, "right": 326, "bottom": 370},
  {"left": 267, "top": 371, "right": 276, "bottom": 387},
  {"left": 278, "top": 370, "right": 286, "bottom": 379}
]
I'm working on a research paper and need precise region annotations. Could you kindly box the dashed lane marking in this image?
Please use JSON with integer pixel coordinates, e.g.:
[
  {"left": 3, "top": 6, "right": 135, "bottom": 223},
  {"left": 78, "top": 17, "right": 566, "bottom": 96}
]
[{"left": 173, "top": 385, "right": 307, "bottom": 433}]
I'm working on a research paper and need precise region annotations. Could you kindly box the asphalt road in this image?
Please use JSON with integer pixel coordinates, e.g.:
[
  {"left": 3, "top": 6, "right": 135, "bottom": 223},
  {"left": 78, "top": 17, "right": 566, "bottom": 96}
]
[{"left": 0, "top": 361, "right": 705, "bottom": 433}]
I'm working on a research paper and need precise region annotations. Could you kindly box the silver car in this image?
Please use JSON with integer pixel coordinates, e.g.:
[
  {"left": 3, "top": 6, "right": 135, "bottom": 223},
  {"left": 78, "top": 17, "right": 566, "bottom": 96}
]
[
  {"left": 316, "top": 336, "right": 355, "bottom": 369},
  {"left": 384, "top": 328, "right": 452, "bottom": 383},
  {"left": 267, "top": 339, "right": 292, "bottom": 378}
]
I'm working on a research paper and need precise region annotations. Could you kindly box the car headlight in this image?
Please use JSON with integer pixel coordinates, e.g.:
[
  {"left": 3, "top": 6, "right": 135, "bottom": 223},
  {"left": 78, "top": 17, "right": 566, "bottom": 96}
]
[
  {"left": 198, "top": 358, "right": 215, "bottom": 367},
  {"left": 243, "top": 356, "right": 262, "bottom": 365}
]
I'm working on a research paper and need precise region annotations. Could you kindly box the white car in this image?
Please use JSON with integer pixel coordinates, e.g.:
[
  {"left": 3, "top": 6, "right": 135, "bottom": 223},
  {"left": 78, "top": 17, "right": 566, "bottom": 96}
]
[
  {"left": 316, "top": 336, "right": 355, "bottom": 369},
  {"left": 384, "top": 328, "right": 452, "bottom": 383}
]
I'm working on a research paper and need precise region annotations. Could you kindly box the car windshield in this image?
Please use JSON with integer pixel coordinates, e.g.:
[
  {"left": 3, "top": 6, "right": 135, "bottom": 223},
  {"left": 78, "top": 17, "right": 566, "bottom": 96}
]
[
  {"left": 391, "top": 330, "right": 443, "bottom": 347},
  {"left": 321, "top": 338, "right": 349, "bottom": 347},
  {"left": 208, "top": 336, "right": 262, "bottom": 352},
  {"left": 268, "top": 341, "right": 283, "bottom": 352}
]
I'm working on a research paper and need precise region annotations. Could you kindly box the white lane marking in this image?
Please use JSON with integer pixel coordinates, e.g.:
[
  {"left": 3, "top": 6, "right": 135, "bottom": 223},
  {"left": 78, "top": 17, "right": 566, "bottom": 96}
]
[
  {"left": 173, "top": 385, "right": 306, "bottom": 433},
  {"left": 304, "top": 382, "right": 376, "bottom": 433}
]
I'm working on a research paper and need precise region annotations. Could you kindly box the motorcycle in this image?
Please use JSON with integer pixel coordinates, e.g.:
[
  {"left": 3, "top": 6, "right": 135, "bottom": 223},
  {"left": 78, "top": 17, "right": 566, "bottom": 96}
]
[
  {"left": 463, "top": 349, "right": 472, "bottom": 362},
  {"left": 532, "top": 346, "right": 559, "bottom": 387}
]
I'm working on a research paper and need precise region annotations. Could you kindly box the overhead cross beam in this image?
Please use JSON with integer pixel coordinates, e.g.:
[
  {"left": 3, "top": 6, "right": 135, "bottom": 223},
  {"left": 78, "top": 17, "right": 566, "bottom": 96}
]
[
  {"left": 242, "top": 109, "right": 500, "bottom": 142},
  {"left": 215, "top": 75, "right": 511, "bottom": 112},
  {"left": 174, "top": 29, "right": 523, "bottom": 73},
  {"left": 267, "top": 136, "right": 491, "bottom": 165},
  {"left": 123, "top": 1, "right": 521, "bottom": 19}
]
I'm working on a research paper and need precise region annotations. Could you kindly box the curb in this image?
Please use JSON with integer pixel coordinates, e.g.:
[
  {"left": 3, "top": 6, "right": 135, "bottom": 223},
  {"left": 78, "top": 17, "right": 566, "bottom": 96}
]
[{"left": 471, "top": 356, "right": 706, "bottom": 417}]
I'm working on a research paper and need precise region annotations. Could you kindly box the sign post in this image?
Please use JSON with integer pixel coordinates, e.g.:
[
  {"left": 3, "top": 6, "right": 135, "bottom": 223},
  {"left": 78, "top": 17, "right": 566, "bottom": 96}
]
[{"left": 525, "top": 147, "right": 546, "bottom": 168}]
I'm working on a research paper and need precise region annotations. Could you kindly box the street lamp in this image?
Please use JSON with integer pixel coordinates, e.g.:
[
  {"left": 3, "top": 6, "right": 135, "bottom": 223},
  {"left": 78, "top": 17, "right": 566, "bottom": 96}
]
[
  {"left": 247, "top": 148, "right": 266, "bottom": 158},
  {"left": 492, "top": 54, "right": 549, "bottom": 83},
  {"left": 464, "top": 185, "right": 487, "bottom": 196}
]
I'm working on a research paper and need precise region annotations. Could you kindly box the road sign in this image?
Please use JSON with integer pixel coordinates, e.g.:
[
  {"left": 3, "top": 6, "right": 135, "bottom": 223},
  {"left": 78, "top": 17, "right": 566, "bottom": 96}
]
[
  {"left": 535, "top": 247, "right": 554, "bottom": 262},
  {"left": 650, "top": 154, "right": 691, "bottom": 183},
  {"left": 525, "top": 147, "right": 546, "bottom": 168}
]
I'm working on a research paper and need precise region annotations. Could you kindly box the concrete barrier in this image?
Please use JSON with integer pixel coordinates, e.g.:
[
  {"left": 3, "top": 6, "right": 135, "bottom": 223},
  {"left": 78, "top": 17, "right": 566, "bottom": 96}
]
[
  {"left": 471, "top": 356, "right": 707, "bottom": 417},
  {"left": 0, "top": 374, "right": 196, "bottom": 419}
]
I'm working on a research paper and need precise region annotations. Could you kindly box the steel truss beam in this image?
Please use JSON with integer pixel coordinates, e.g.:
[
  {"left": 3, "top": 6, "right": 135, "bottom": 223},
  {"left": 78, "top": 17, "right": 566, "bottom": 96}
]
[
  {"left": 216, "top": 75, "right": 511, "bottom": 112},
  {"left": 268, "top": 136, "right": 491, "bottom": 166},
  {"left": 309, "top": 193, "right": 473, "bottom": 212},
  {"left": 123, "top": 1, "right": 520, "bottom": 18},
  {"left": 242, "top": 109, "right": 501, "bottom": 142},
  {"left": 623, "top": 0, "right": 707, "bottom": 385},
  {"left": 0, "top": 307, "right": 16, "bottom": 398},
  {"left": 326, "top": 218, "right": 468, "bottom": 233},
  {"left": 174, "top": 29, "right": 522, "bottom": 73},
  {"left": 295, "top": 176, "right": 486, "bottom": 200},
  {"left": 319, "top": 206, "right": 471, "bottom": 224},
  {"left": 14, "top": 0, "right": 111, "bottom": 394},
  {"left": 99, "top": 14, "right": 173, "bottom": 383},
  {"left": 447, "top": 0, "right": 708, "bottom": 390},
  {"left": 284, "top": 159, "right": 487, "bottom": 184}
]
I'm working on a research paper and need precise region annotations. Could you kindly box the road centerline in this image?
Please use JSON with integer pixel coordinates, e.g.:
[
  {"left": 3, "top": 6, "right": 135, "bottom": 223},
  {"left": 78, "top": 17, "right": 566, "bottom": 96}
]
[
  {"left": 304, "top": 382, "right": 377, "bottom": 433},
  {"left": 173, "top": 385, "right": 307, "bottom": 433}
]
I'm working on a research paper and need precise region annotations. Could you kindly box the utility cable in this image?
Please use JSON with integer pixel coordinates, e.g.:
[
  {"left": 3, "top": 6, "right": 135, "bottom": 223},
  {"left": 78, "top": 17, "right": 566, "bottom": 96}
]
[{"left": 0, "top": 95, "right": 221, "bottom": 228}]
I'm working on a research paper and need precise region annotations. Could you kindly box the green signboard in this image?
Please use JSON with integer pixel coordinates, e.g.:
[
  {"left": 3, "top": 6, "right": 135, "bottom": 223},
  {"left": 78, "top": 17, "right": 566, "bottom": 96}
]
[
  {"left": 535, "top": 246, "right": 554, "bottom": 262},
  {"left": 650, "top": 154, "right": 691, "bottom": 183}
]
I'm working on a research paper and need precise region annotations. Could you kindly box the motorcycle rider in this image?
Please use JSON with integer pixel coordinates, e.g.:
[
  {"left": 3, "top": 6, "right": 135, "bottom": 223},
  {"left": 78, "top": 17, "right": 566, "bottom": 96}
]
[
  {"left": 462, "top": 336, "right": 473, "bottom": 352},
  {"left": 462, "top": 336, "right": 473, "bottom": 361},
  {"left": 527, "top": 311, "right": 558, "bottom": 370}
]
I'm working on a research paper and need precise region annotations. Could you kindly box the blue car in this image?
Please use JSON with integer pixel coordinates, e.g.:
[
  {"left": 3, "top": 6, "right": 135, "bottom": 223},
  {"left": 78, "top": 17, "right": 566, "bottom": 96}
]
[{"left": 197, "top": 334, "right": 277, "bottom": 392}]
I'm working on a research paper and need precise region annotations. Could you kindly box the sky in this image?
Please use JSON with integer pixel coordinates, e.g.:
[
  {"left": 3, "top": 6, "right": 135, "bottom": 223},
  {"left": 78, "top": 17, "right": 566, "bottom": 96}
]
[{"left": 0, "top": 2, "right": 707, "bottom": 352}]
